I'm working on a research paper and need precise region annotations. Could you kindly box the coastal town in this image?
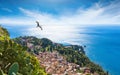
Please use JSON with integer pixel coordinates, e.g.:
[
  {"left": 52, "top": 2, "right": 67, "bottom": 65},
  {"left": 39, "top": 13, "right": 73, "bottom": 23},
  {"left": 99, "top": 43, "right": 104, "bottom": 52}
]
[
  {"left": 13, "top": 36, "right": 107, "bottom": 75},
  {"left": 36, "top": 51, "right": 93, "bottom": 75}
]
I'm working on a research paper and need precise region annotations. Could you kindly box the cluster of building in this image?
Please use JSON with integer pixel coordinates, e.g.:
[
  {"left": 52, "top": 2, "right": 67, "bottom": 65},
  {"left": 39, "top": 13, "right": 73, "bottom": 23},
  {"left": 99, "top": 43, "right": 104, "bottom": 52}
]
[
  {"left": 17, "top": 37, "right": 97, "bottom": 75},
  {"left": 36, "top": 52, "right": 93, "bottom": 75}
]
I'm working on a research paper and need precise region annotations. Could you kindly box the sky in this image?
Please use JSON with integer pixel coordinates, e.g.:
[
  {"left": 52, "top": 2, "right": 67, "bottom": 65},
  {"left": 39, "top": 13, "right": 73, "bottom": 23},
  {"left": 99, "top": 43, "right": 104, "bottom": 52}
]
[{"left": 0, "top": 0, "right": 120, "bottom": 43}]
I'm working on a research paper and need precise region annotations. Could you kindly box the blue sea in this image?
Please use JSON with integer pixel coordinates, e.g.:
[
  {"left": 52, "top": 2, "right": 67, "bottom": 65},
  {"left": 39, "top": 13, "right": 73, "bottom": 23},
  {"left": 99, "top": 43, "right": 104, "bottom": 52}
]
[
  {"left": 76, "top": 25, "right": 120, "bottom": 75},
  {"left": 5, "top": 25, "right": 120, "bottom": 75}
]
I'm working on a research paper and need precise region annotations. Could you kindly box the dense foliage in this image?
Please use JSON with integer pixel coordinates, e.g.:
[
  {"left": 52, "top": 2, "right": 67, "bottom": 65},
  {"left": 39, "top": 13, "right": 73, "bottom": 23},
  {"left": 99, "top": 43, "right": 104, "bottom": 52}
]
[
  {"left": 13, "top": 36, "right": 107, "bottom": 75},
  {"left": 0, "top": 26, "right": 10, "bottom": 40},
  {"left": 0, "top": 27, "right": 47, "bottom": 75}
]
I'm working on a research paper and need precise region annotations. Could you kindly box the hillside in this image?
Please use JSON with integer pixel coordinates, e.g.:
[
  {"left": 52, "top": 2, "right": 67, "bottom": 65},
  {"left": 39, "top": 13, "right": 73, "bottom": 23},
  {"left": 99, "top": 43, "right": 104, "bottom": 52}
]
[
  {"left": 0, "top": 26, "right": 47, "bottom": 75},
  {"left": 13, "top": 36, "right": 108, "bottom": 75}
]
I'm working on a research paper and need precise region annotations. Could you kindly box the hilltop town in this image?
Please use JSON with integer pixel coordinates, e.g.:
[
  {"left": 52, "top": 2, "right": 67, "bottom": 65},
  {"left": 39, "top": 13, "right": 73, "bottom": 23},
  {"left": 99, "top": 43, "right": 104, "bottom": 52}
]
[
  {"left": 37, "top": 51, "right": 101, "bottom": 75},
  {"left": 37, "top": 51, "right": 84, "bottom": 75},
  {"left": 13, "top": 36, "right": 107, "bottom": 75}
]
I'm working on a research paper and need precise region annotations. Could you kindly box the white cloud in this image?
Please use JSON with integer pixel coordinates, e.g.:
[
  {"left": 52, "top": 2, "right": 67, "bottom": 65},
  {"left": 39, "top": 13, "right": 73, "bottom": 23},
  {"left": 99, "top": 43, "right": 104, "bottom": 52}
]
[
  {"left": 19, "top": 7, "right": 59, "bottom": 25},
  {"left": 1, "top": 8, "right": 12, "bottom": 12},
  {"left": 0, "top": 18, "right": 34, "bottom": 26},
  {"left": 18, "top": 1, "right": 120, "bottom": 25}
]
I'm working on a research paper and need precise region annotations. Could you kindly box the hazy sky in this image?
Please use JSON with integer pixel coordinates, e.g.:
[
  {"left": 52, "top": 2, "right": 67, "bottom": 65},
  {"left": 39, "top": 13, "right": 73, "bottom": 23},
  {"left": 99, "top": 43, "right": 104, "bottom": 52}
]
[{"left": 0, "top": 0, "right": 120, "bottom": 43}]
